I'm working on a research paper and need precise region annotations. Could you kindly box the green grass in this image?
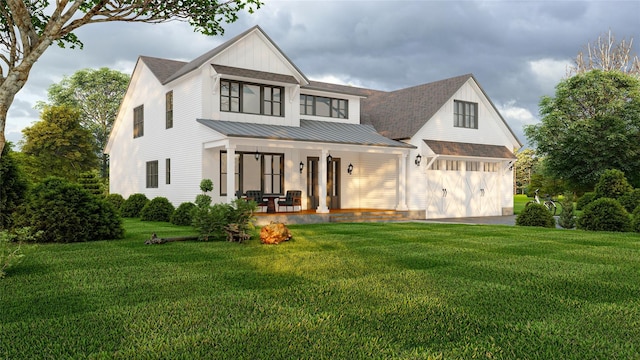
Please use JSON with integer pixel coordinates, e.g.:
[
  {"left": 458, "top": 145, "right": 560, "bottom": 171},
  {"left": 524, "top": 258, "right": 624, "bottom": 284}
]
[{"left": 2, "top": 220, "right": 640, "bottom": 359}]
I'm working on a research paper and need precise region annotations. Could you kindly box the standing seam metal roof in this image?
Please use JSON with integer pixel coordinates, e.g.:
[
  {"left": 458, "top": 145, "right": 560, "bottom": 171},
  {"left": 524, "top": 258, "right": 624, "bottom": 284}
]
[{"left": 196, "top": 119, "right": 415, "bottom": 148}]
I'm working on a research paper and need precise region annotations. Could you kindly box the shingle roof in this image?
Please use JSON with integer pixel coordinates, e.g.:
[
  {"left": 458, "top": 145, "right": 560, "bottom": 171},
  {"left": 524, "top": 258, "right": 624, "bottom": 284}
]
[
  {"left": 302, "top": 81, "right": 371, "bottom": 97},
  {"left": 211, "top": 64, "right": 298, "bottom": 84},
  {"left": 139, "top": 56, "right": 187, "bottom": 84},
  {"left": 424, "top": 139, "right": 516, "bottom": 159},
  {"left": 197, "top": 119, "right": 415, "bottom": 148},
  {"left": 361, "top": 74, "right": 472, "bottom": 140}
]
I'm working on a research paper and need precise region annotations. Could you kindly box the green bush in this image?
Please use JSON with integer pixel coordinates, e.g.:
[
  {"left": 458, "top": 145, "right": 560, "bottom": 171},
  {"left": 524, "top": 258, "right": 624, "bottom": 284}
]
[
  {"left": 105, "top": 193, "right": 125, "bottom": 213},
  {"left": 77, "top": 171, "right": 104, "bottom": 197},
  {"left": 577, "top": 198, "right": 631, "bottom": 232},
  {"left": 516, "top": 203, "right": 556, "bottom": 228},
  {"left": 576, "top": 192, "right": 596, "bottom": 210},
  {"left": 0, "top": 142, "right": 29, "bottom": 230},
  {"left": 594, "top": 169, "right": 632, "bottom": 200},
  {"left": 140, "top": 197, "right": 175, "bottom": 222},
  {"left": 632, "top": 206, "right": 640, "bottom": 233},
  {"left": 618, "top": 188, "right": 640, "bottom": 213},
  {"left": 0, "top": 231, "right": 24, "bottom": 278},
  {"left": 121, "top": 193, "right": 149, "bottom": 218},
  {"left": 557, "top": 191, "right": 576, "bottom": 229},
  {"left": 170, "top": 202, "right": 196, "bottom": 226},
  {"left": 14, "top": 177, "right": 124, "bottom": 242}
]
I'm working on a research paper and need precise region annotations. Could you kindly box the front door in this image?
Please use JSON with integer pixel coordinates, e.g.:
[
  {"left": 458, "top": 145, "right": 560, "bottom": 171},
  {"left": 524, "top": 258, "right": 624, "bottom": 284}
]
[
  {"left": 307, "top": 157, "right": 319, "bottom": 210},
  {"left": 327, "top": 157, "right": 341, "bottom": 209}
]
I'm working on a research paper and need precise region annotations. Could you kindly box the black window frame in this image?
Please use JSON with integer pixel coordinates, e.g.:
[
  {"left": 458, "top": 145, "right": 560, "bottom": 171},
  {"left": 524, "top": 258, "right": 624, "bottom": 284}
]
[
  {"left": 220, "top": 80, "right": 284, "bottom": 117},
  {"left": 300, "top": 94, "right": 349, "bottom": 119},
  {"left": 220, "top": 151, "right": 284, "bottom": 196},
  {"left": 165, "top": 158, "right": 171, "bottom": 185},
  {"left": 133, "top": 105, "right": 144, "bottom": 138},
  {"left": 166, "top": 91, "right": 173, "bottom": 129},
  {"left": 146, "top": 160, "right": 158, "bottom": 188},
  {"left": 454, "top": 100, "right": 478, "bottom": 129}
]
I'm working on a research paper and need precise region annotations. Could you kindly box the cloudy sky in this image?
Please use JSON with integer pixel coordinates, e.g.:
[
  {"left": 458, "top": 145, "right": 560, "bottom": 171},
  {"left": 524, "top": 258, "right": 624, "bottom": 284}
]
[{"left": 6, "top": 0, "right": 640, "bottom": 146}]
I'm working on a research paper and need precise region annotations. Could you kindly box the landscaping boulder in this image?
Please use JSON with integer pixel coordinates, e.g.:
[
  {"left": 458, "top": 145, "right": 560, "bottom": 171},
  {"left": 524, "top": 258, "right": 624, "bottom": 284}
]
[{"left": 260, "top": 222, "right": 291, "bottom": 244}]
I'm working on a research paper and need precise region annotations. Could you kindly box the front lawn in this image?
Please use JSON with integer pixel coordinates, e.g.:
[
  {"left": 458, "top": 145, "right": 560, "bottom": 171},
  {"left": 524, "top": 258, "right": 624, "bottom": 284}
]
[{"left": 1, "top": 220, "right": 639, "bottom": 359}]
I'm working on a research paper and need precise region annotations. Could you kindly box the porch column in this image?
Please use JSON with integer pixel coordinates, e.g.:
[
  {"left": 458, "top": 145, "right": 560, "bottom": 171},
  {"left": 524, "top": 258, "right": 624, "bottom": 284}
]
[
  {"left": 316, "top": 149, "right": 330, "bottom": 213},
  {"left": 396, "top": 153, "right": 409, "bottom": 211},
  {"left": 226, "top": 144, "right": 236, "bottom": 203}
]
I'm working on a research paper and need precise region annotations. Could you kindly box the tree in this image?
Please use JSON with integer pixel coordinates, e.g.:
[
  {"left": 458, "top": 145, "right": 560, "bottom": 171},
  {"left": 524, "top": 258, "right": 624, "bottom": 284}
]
[
  {"left": 21, "top": 105, "right": 98, "bottom": 183},
  {"left": 568, "top": 30, "right": 640, "bottom": 77},
  {"left": 514, "top": 148, "right": 537, "bottom": 194},
  {"left": 0, "top": 0, "right": 263, "bottom": 159},
  {"left": 524, "top": 70, "right": 640, "bottom": 192},
  {"left": 0, "top": 142, "right": 28, "bottom": 229},
  {"left": 37, "top": 68, "right": 129, "bottom": 178}
]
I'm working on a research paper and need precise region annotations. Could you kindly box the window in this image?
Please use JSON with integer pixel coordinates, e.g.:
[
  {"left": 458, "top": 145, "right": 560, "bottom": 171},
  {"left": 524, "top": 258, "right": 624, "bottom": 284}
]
[
  {"left": 466, "top": 161, "right": 480, "bottom": 171},
  {"left": 220, "top": 151, "right": 284, "bottom": 196},
  {"left": 165, "top": 158, "right": 171, "bottom": 185},
  {"left": 446, "top": 160, "right": 461, "bottom": 171},
  {"left": 220, "top": 80, "right": 283, "bottom": 116},
  {"left": 166, "top": 91, "right": 173, "bottom": 129},
  {"left": 484, "top": 162, "right": 499, "bottom": 172},
  {"left": 146, "top": 160, "right": 158, "bottom": 188},
  {"left": 454, "top": 100, "right": 478, "bottom": 129},
  {"left": 428, "top": 160, "right": 441, "bottom": 170},
  {"left": 133, "top": 105, "right": 144, "bottom": 138},
  {"left": 300, "top": 95, "right": 348, "bottom": 119}
]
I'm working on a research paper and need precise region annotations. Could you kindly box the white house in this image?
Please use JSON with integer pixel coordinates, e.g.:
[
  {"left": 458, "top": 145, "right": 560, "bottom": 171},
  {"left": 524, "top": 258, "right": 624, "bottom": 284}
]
[{"left": 105, "top": 25, "right": 521, "bottom": 220}]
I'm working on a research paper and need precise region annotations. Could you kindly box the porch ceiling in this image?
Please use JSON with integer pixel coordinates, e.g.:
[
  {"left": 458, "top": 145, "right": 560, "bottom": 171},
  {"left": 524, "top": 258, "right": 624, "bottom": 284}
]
[{"left": 197, "top": 119, "right": 416, "bottom": 149}]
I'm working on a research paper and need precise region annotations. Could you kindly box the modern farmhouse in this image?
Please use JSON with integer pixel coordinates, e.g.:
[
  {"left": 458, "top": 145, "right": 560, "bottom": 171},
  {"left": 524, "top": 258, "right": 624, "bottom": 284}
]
[{"left": 105, "top": 25, "right": 521, "bottom": 220}]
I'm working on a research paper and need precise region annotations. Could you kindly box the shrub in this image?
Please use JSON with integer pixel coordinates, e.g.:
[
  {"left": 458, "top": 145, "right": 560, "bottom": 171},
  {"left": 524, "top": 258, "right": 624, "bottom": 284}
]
[
  {"left": 516, "top": 203, "right": 556, "bottom": 228},
  {"left": 77, "top": 171, "right": 104, "bottom": 197},
  {"left": 557, "top": 191, "right": 576, "bottom": 229},
  {"left": 618, "top": 188, "right": 640, "bottom": 213},
  {"left": 0, "top": 142, "right": 29, "bottom": 230},
  {"left": 140, "top": 197, "right": 175, "bottom": 222},
  {"left": 577, "top": 198, "right": 631, "bottom": 232},
  {"left": 121, "top": 193, "right": 149, "bottom": 218},
  {"left": 14, "top": 177, "right": 124, "bottom": 242},
  {"left": 632, "top": 206, "right": 640, "bottom": 233},
  {"left": 0, "top": 231, "right": 24, "bottom": 279},
  {"left": 105, "top": 193, "right": 125, "bottom": 213},
  {"left": 576, "top": 192, "right": 596, "bottom": 210},
  {"left": 594, "top": 169, "right": 632, "bottom": 200},
  {"left": 170, "top": 202, "right": 196, "bottom": 226}
]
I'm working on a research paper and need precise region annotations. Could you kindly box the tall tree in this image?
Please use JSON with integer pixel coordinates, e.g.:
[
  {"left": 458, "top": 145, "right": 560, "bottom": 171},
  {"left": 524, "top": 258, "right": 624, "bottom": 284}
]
[
  {"left": 21, "top": 105, "right": 98, "bottom": 183},
  {"left": 0, "top": 0, "right": 262, "bottom": 159},
  {"left": 0, "top": 142, "right": 28, "bottom": 229},
  {"left": 514, "top": 148, "right": 537, "bottom": 194},
  {"left": 525, "top": 70, "right": 640, "bottom": 192},
  {"left": 37, "top": 68, "right": 129, "bottom": 178},
  {"left": 568, "top": 30, "right": 640, "bottom": 76}
]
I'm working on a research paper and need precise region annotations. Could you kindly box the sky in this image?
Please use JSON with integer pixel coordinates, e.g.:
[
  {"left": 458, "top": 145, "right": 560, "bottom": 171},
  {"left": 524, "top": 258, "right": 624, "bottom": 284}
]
[{"left": 5, "top": 0, "right": 640, "bottom": 146}]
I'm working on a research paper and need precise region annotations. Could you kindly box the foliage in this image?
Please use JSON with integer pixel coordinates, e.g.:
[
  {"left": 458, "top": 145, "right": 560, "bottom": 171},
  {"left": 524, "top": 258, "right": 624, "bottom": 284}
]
[
  {"left": 525, "top": 70, "right": 640, "bottom": 192},
  {"left": 618, "top": 188, "right": 640, "bottom": 213},
  {"left": 516, "top": 203, "right": 556, "bottom": 228},
  {"left": 0, "top": 142, "right": 28, "bottom": 230},
  {"left": 77, "top": 170, "right": 104, "bottom": 197},
  {"left": 594, "top": 169, "right": 633, "bottom": 200},
  {"left": 0, "top": 0, "right": 262, "bottom": 159},
  {"left": 37, "top": 68, "right": 130, "bottom": 178},
  {"left": 526, "top": 158, "right": 566, "bottom": 197},
  {"left": 200, "top": 178, "right": 214, "bottom": 193},
  {"left": 170, "top": 202, "right": 196, "bottom": 226},
  {"left": 514, "top": 148, "right": 537, "bottom": 194},
  {"left": 632, "top": 206, "right": 640, "bottom": 232},
  {"left": 140, "top": 197, "right": 175, "bottom": 222},
  {"left": 20, "top": 105, "right": 98, "bottom": 183},
  {"left": 3, "top": 220, "right": 640, "bottom": 359},
  {"left": 105, "top": 193, "right": 126, "bottom": 213},
  {"left": 576, "top": 192, "right": 597, "bottom": 211},
  {"left": 577, "top": 198, "right": 632, "bottom": 232},
  {"left": 557, "top": 192, "right": 576, "bottom": 229},
  {"left": 0, "top": 231, "right": 24, "bottom": 279},
  {"left": 14, "top": 177, "right": 124, "bottom": 242},
  {"left": 121, "top": 193, "right": 150, "bottom": 218}
]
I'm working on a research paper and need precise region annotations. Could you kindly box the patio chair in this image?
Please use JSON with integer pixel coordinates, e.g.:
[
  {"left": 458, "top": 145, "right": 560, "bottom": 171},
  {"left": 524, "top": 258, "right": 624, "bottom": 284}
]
[
  {"left": 277, "top": 190, "right": 302, "bottom": 212},
  {"left": 245, "top": 190, "right": 268, "bottom": 212}
]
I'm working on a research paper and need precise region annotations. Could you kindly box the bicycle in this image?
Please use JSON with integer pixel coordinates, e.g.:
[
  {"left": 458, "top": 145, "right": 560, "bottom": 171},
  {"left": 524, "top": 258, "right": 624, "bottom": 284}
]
[{"left": 526, "top": 189, "right": 561, "bottom": 215}]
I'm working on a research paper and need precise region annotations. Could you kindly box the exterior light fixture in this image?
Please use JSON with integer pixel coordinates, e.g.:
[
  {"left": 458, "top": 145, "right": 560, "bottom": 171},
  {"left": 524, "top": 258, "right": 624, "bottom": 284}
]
[
  {"left": 254, "top": 150, "right": 260, "bottom": 161},
  {"left": 327, "top": 154, "right": 332, "bottom": 163},
  {"left": 347, "top": 163, "right": 354, "bottom": 175},
  {"left": 299, "top": 161, "right": 304, "bottom": 173},
  {"left": 415, "top": 154, "right": 422, "bottom": 166}
]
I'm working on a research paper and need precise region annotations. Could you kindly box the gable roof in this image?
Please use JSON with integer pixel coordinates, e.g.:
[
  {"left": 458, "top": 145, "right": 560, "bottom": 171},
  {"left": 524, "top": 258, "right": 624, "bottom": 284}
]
[
  {"left": 197, "top": 119, "right": 415, "bottom": 148},
  {"left": 140, "top": 25, "right": 309, "bottom": 85},
  {"left": 211, "top": 64, "right": 298, "bottom": 84},
  {"left": 302, "top": 81, "right": 371, "bottom": 97},
  {"left": 424, "top": 139, "right": 516, "bottom": 159}
]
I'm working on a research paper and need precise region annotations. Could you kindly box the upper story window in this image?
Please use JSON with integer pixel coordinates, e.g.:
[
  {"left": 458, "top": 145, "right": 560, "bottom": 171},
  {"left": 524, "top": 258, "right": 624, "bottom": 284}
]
[
  {"left": 454, "top": 100, "right": 478, "bottom": 129},
  {"left": 300, "top": 94, "right": 348, "bottom": 119},
  {"left": 220, "top": 80, "right": 283, "bottom": 117},
  {"left": 166, "top": 91, "right": 173, "bottom": 129},
  {"left": 133, "top": 105, "right": 144, "bottom": 138}
]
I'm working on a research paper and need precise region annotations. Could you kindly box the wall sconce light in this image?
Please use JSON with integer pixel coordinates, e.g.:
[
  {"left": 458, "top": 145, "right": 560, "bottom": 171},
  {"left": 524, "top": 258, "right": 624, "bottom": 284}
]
[
  {"left": 327, "top": 154, "right": 333, "bottom": 163},
  {"left": 347, "top": 163, "right": 354, "bottom": 175},
  {"left": 299, "top": 161, "right": 304, "bottom": 173},
  {"left": 415, "top": 154, "right": 422, "bottom": 166},
  {"left": 254, "top": 150, "right": 260, "bottom": 161}
]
